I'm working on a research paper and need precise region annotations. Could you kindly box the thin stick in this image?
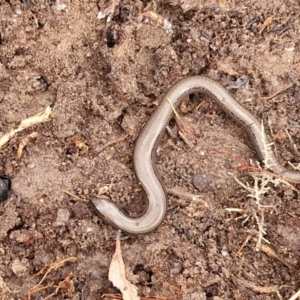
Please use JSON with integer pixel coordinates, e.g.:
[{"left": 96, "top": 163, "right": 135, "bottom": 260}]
[
  {"left": 260, "top": 83, "right": 293, "bottom": 100},
  {"left": 98, "top": 134, "right": 129, "bottom": 153},
  {"left": 234, "top": 235, "right": 251, "bottom": 258}
]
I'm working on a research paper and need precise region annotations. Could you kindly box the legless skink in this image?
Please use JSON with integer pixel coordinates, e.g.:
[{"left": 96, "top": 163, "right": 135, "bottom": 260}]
[{"left": 92, "top": 76, "right": 300, "bottom": 234}]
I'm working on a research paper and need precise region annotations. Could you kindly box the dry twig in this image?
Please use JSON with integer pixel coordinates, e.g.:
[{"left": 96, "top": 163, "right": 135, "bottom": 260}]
[
  {"left": 98, "top": 134, "right": 129, "bottom": 153},
  {"left": 260, "top": 83, "right": 293, "bottom": 100}
]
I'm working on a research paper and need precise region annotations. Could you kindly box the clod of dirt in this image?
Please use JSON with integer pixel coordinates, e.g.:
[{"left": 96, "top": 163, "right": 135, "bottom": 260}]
[
  {"left": 53, "top": 208, "right": 71, "bottom": 227},
  {"left": 11, "top": 258, "right": 29, "bottom": 277},
  {"left": 0, "top": 207, "right": 21, "bottom": 240}
]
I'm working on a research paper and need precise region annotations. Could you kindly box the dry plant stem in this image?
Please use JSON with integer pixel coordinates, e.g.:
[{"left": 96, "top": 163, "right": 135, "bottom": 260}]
[
  {"left": 288, "top": 161, "right": 300, "bottom": 171},
  {"left": 225, "top": 208, "right": 245, "bottom": 213},
  {"left": 234, "top": 234, "right": 251, "bottom": 258},
  {"left": 142, "top": 11, "right": 165, "bottom": 25},
  {"left": 285, "top": 128, "right": 300, "bottom": 156},
  {"left": 252, "top": 237, "right": 292, "bottom": 268},
  {"left": 27, "top": 257, "right": 77, "bottom": 299},
  {"left": 288, "top": 288, "right": 300, "bottom": 300},
  {"left": 238, "top": 164, "right": 300, "bottom": 185},
  {"left": 252, "top": 210, "right": 265, "bottom": 251},
  {"left": 0, "top": 276, "right": 18, "bottom": 300},
  {"left": 26, "top": 286, "right": 49, "bottom": 300},
  {"left": 0, "top": 106, "right": 51, "bottom": 150},
  {"left": 178, "top": 130, "right": 194, "bottom": 148},
  {"left": 17, "top": 132, "right": 38, "bottom": 159},
  {"left": 239, "top": 176, "right": 268, "bottom": 250},
  {"left": 43, "top": 272, "right": 73, "bottom": 300},
  {"left": 260, "top": 83, "right": 293, "bottom": 100},
  {"left": 259, "top": 16, "right": 282, "bottom": 34},
  {"left": 98, "top": 133, "right": 129, "bottom": 153},
  {"left": 231, "top": 169, "right": 293, "bottom": 252}
]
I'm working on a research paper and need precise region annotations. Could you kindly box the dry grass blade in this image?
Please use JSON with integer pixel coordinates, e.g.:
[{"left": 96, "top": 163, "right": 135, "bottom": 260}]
[{"left": 260, "top": 83, "right": 293, "bottom": 100}]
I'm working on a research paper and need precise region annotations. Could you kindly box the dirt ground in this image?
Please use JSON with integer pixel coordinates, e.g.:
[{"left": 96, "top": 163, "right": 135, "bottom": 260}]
[{"left": 1, "top": 0, "right": 300, "bottom": 299}]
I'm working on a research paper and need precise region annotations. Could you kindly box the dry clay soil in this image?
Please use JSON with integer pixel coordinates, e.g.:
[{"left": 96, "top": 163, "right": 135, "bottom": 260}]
[{"left": 1, "top": 0, "right": 300, "bottom": 299}]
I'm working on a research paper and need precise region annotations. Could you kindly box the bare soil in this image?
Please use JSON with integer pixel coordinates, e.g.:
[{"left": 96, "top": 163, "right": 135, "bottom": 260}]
[{"left": 1, "top": 0, "right": 300, "bottom": 299}]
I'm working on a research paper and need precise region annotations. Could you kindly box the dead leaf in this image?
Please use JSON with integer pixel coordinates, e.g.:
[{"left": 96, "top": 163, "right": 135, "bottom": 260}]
[{"left": 108, "top": 231, "right": 140, "bottom": 300}]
